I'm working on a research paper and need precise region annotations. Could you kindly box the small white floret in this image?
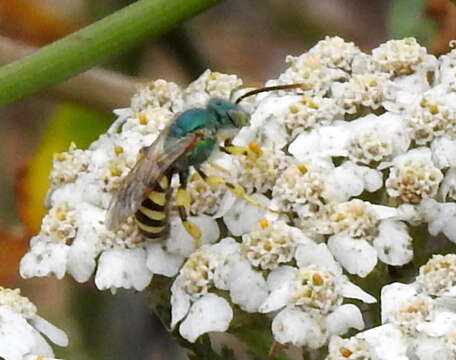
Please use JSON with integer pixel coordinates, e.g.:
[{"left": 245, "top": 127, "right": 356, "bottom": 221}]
[
  {"left": 179, "top": 293, "right": 233, "bottom": 343},
  {"left": 271, "top": 308, "right": 326, "bottom": 348},
  {"left": 94, "top": 248, "right": 153, "bottom": 291},
  {"left": 146, "top": 243, "right": 185, "bottom": 277},
  {"left": 228, "top": 257, "right": 268, "bottom": 312},
  {"left": 327, "top": 233, "right": 378, "bottom": 277}
]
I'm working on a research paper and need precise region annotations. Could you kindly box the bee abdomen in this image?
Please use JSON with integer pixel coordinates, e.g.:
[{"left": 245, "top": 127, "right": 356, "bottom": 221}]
[{"left": 135, "top": 175, "right": 171, "bottom": 240}]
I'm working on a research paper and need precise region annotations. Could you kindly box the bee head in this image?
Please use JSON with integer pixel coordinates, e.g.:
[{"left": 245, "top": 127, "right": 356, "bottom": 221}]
[{"left": 206, "top": 98, "right": 250, "bottom": 129}]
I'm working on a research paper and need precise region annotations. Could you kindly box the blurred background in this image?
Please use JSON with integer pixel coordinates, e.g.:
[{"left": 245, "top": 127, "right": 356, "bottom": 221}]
[{"left": 0, "top": 0, "right": 454, "bottom": 358}]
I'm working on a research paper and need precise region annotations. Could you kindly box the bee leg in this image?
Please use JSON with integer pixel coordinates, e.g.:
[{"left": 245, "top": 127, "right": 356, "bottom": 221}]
[
  {"left": 219, "top": 143, "right": 248, "bottom": 156},
  {"left": 195, "top": 168, "right": 271, "bottom": 212},
  {"left": 176, "top": 173, "right": 202, "bottom": 248},
  {"left": 220, "top": 140, "right": 262, "bottom": 158},
  {"left": 220, "top": 141, "right": 266, "bottom": 173}
]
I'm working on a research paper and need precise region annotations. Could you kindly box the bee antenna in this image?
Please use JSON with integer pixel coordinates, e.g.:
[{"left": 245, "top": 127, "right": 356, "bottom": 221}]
[{"left": 235, "top": 83, "right": 306, "bottom": 104}]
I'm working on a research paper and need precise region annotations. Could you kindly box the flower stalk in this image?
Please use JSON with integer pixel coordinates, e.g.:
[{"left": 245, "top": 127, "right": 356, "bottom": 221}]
[{"left": 0, "top": 0, "right": 219, "bottom": 108}]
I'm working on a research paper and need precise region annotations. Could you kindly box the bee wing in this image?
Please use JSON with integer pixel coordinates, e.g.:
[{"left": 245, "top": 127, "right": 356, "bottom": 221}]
[{"left": 106, "top": 129, "right": 201, "bottom": 230}]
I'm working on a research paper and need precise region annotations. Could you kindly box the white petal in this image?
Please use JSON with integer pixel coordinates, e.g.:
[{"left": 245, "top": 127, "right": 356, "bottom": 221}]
[
  {"left": 326, "top": 304, "right": 364, "bottom": 336},
  {"left": 431, "top": 136, "right": 456, "bottom": 169},
  {"left": 271, "top": 308, "right": 326, "bottom": 348},
  {"left": 240, "top": 95, "right": 296, "bottom": 149},
  {"left": 212, "top": 238, "right": 242, "bottom": 290},
  {"left": 170, "top": 279, "right": 191, "bottom": 329},
  {"left": 266, "top": 265, "right": 296, "bottom": 289},
  {"left": 66, "top": 238, "right": 97, "bottom": 283},
  {"left": 373, "top": 220, "right": 413, "bottom": 266},
  {"left": 167, "top": 215, "right": 220, "bottom": 257},
  {"left": 146, "top": 243, "right": 184, "bottom": 277},
  {"left": 416, "top": 311, "right": 456, "bottom": 336},
  {"left": 342, "top": 280, "right": 376, "bottom": 304},
  {"left": 179, "top": 294, "right": 233, "bottom": 343},
  {"left": 443, "top": 218, "right": 456, "bottom": 244},
  {"left": 328, "top": 234, "right": 377, "bottom": 277},
  {"left": 421, "top": 199, "right": 456, "bottom": 243},
  {"left": 48, "top": 182, "right": 83, "bottom": 207},
  {"left": 212, "top": 192, "right": 237, "bottom": 218},
  {"left": 0, "top": 307, "right": 54, "bottom": 359},
  {"left": 223, "top": 194, "right": 268, "bottom": 236},
  {"left": 342, "top": 162, "right": 383, "bottom": 193},
  {"left": 68, "top": 203, "right": 105, "bottom": 282},
  {"left": 229, "top": 258, "right": 268, "bottom": 312},
  {"left": 212, "top": 237, "right": 241, "bottom": 256},
  {"left": 408, "top": 335, "right": 451, "bottom": 360},
  {"left": 94, "top": 248, "right": 152, "bottom": 291},
  {"left": 30, "top": 316, "right": 68, "bottom": 347},
  {"left": 440, "top": 168, "right": 456, "bottom": 200},
  {"left": 329, "top": 165, "right": 365, "bottom": 201},
  {"left": 289, "top": 125, "right": 349, "bottom": 161},
  {"left": 371, "top": 205, "right": 398, "bottom": 220},
  {"left": 295, "top": 242, "right": 342, "bottom": 275},
  {"left": 260, "top": 267, "right": 296, "bottom": 313},
  {"left": 288, "top": 131, "right": 320, "bottom": 161},
  {"left": 396, "top": 203, "right": 423, "bottom": 226},
  {"left": 20, "top": 240, "right": 69, "bottom": 280},
  {"left": 358, "top": 324, "right": 409, "bottom": 360},
  {"left": 381, "top": 282, "right": 416, "bottom": 323}
]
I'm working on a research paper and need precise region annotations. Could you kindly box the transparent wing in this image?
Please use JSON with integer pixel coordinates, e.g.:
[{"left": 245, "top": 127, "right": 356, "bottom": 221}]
[{"left": 106, "top": 128, "right": 201, "bottom": 230}]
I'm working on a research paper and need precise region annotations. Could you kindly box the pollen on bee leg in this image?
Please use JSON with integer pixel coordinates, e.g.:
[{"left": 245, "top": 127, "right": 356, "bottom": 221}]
[
  {"left": 225, "top": 182, "right": 244, "bottom": 195},
  {"left": 208, "top": 161, "right": 231, "bottom": 175},
  {"left": 223, "top": 145, "right": 248, "bottom": 156},
  {"left": 176, "top": 196, "right": 202, "bottom": 247},
  {"left": 176, "top": 188, "right": 191, "bottom": 213},
  {"left": 183, "top": 220, "right": 202, "bottom": 248},
  {"left": 224, "top": 181, "right": 273, "bottom": 211},
  {"left": 205, "top": 175, "right": 226, "bottom": 188}
]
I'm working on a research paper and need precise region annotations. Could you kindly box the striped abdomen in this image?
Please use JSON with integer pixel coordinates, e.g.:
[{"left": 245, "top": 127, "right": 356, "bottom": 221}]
[{"left": 135, "top": 174, "right": 172, "bottom": 240}]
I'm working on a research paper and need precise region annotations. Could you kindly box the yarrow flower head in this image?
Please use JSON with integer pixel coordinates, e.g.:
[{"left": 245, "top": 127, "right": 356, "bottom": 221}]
[
  {"left": 259, "top": 241, "right": 375, "bottom": 348},
  {"left": 241, "top": 219, "right": 300, "bottom": 270},
  {"left": 416, "top": 254, "right": 456, "bottom": 296},
  {"left": 19, "top": 37, "right": 456, "bottom": 354},
  {"left": 331, "top": 254, "right": 456, "bottom": 360},
  {"left": 0, "top": 287, "right": 68, "bottom": 360}
]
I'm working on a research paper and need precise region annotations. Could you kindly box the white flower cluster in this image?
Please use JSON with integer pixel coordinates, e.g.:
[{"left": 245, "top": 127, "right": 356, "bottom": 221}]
[
  {"left": 0, "top": 287, "right": 68, "bottom": 360},
  {"left": 19, "top": 37, "right": 456, "bottom": 350},
  {"left": 327, "top": 255, "right": 456, "bottom": 359}
]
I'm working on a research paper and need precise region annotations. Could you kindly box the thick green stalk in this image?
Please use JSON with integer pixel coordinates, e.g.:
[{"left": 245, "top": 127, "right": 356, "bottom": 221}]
[{"left": 0, "top": 0, "right": 219, "bottom": 108}]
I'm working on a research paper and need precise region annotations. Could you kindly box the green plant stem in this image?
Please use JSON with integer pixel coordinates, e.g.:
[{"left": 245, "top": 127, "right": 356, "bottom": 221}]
[
  {"left": 0, "top": 35, "right": 139, "bottom": 110},
  {"left": 0, "top": 0, "right": 219, "bottom": 108}
]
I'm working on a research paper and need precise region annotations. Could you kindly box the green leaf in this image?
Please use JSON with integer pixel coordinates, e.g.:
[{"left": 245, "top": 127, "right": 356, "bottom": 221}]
[{"left": 387, "top": 0, "right": 436, "bottom": 44}]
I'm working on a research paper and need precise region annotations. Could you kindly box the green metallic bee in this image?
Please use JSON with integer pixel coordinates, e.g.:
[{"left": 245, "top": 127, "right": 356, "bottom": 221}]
[{"left": 106, "top": 84, "right": 304, "bottom": 242}]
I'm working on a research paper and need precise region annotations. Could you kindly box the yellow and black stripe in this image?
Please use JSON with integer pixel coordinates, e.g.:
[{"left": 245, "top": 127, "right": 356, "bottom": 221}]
[{"left": 135, "top": 174, "right": 171, "bottom": 240}]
